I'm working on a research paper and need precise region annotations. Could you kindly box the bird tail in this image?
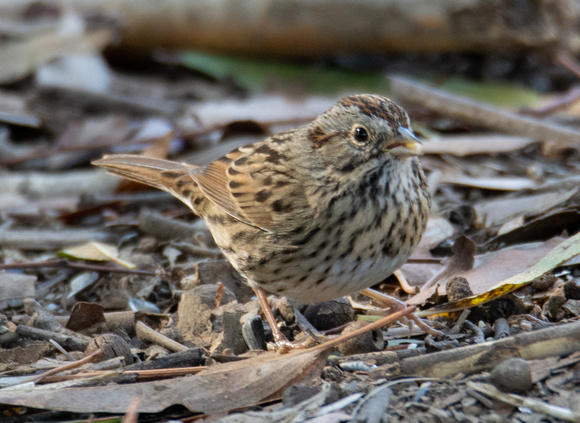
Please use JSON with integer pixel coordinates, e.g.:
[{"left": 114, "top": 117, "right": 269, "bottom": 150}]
[{"left": 92, "top": 154, "right": 199, "bottom": 207}]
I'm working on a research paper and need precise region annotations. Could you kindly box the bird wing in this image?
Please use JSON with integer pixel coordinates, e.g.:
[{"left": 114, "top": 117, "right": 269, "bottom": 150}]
[
  {"left": 191, "top": 142, "right": 310, "bottom": 232},
  {"left": 92, "top": 154, "right": 204, "bottom": 211}
]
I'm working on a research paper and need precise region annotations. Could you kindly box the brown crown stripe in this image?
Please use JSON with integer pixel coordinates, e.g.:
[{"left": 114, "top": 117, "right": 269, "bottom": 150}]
[{"left": 338, "top": 95, "right": 407, "bottom": 129}]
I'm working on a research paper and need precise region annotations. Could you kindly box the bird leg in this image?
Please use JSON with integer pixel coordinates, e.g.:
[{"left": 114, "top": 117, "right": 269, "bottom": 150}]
[
  {"left": 254, "top": 287, "right": 290, "bottom": 349},
  {"left": 359, "top": 288, "right": 444, "bottom": 337},
  {"left": 254, "top": 287, "right": 317, "bottom": 353}
]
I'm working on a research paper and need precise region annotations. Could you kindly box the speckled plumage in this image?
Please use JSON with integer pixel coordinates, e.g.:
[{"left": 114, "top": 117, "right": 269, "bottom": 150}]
[{"left": 94, "top": 95, "right": 431, "bottom": 305}]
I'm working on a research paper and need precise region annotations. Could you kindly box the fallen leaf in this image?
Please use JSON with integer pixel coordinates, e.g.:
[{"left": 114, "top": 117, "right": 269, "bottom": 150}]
[
  {"left": 418, "top": 232, "right": 580, "bottom": 316},
  {"left": 459, "top": 238, "right": 563, "bottom": 295},
  {"left": 190, "top": 94, "right": 336, "bottom": 131},
  {"left": 438, "top": 174, "right": 537, "bottom": 191},
  {"left": 58, "top": 242, "right": 136, "bottom": 269},
  {"left": 179, "top": 50, "right": 391, "bottom": 94},
  {"left": 423, "top": 135, "right": 536, "bottom": 157},
  {"left": 440, "top": 77, "right": 542, "bottom": 108},
  {"left": 484, "top": 209, "right": 580, "bottom": 247},
  {"left": 474, "top": 187, "right": 579, "bottom": 228},
  {"left": 0, "top": 13, "right": 112, "bottom": 84},
  {"left": 0, "top": 349, "right": 329, "bottom": 414}
]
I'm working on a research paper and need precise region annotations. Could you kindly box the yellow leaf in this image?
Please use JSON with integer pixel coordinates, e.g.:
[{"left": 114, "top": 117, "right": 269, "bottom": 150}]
[{"left": 58, "top": 242, "right": 136, "bottom": 269}]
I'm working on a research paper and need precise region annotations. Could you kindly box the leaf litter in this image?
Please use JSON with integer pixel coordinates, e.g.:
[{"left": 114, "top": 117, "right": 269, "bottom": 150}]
[{"left": 1, "top": 3, "right": 580, "bottom": 422}]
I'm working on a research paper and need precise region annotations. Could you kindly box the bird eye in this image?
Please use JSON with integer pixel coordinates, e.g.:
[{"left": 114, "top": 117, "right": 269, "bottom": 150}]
[{"left": 353, "top": 126, "right": 369, "bottom": 143}]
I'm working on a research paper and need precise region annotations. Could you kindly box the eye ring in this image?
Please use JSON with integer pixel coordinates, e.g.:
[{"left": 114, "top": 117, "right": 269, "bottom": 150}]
[{"left": 353, "top": 126, "right": 369, "bottom": 143}]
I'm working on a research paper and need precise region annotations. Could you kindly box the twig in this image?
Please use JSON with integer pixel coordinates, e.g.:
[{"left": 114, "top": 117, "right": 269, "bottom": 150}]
[
  {"left": 556, "top": 50, "right": 580, "bottom": 79},
  {"left": 360, "top": 288, "right": 444, "bottom": 337},
  {"left": 0, "top": 229, "right": 114, "bottom": 250},
  {"left": 399, "top": 320, "right": 580, "bottom": 378},
  {"left": 172, "top": 242, "right": 223, "bottom": 258},
  {"left": 393, "top": 269, "right": 417, "bottom": 294},
  {"left": 16, "top": 348, "right": 104, "bottom": 386},
  {"left": 40, "top": 366, "right": 207, "bottom": 383},
  {"left": 390, "top": 75, "right": 580, "bottom": 150},
  {"left": 406, "top": 257, "right": 442, "bottom": 264},
  {"left": 122, "top": 397, "right": 141, "bottom": 423},
  {"left": 49, "top": 339, "right": 76, "bottom": 361},
  {"left": 519, "top": 86, "right": 580, "bottom": 117},
  {"left": 0, "top": 258, "right": 157, "bottom": 276},
  {"left": 135, "top": 321, "right": 189, "bottom": 352},
  {"left": 468, "top": 382, "right": 580, "bottom": 422},
  {"left": 309, "top": 306, "right": 416, "bottom": 352},
  {"left": 16, "top": 325, "right": 90, "bottom": 351}
]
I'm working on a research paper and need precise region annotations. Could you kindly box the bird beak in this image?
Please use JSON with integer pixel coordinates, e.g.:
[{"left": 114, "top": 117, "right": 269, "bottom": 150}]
[{"left": 384, "top": 127, "right": 423, "bottom": 156}]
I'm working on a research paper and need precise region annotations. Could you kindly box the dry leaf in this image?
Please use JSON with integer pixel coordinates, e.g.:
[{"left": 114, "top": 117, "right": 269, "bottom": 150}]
[
  {"left": 0, "top": 349, "right": 329, "bottom": 414},
  {"left": 423, "top": 134, "right": 536, "bottom": 156},
  {"left": 438, "top": 174, "right": 536, "bottom": 191},
  {"left": 58, "top": 242, "right": 136, "bottom": 269},
  {"left": 418, "top": 232, "right": 580, "bottom": 316},
  {"left": 474, "top": 187, "right": 579, "bottom": 228}
]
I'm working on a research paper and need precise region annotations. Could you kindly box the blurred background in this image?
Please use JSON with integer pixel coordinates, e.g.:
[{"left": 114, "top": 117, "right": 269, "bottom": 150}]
[{"left": 2, "top": 1, "right": 580, "bottom": 420}]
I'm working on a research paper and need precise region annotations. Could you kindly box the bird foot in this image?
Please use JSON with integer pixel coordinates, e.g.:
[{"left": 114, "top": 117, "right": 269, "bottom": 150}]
[
  {"left": 267, "top": 331, "right": 319, "bottom": 353},
  {"left": 359, "top": 288, "right": 444, "bottom": 337}
]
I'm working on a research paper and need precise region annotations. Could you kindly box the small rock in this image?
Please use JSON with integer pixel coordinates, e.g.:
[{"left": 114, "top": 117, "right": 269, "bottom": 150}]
[
  {"left": 337, "top": 321, "right": 385, "bottom": 356},
  {"left": 269, "top": 296, "right": 296, "bottom": 323},
  {"left": 446, "top": 276, "right": 473, "bottom": 302},
  {"left": 489, "top": 357, "right": 532, "bottom": 394},
  {"left": 303, "top": 297, "right": 355, "bottom": 331},
  {"left": 283, "top": 383, "right": 321, "bottom": 407},
  {"left": 531, "top": 274, "right": 557, "bottom": 291},
  {"left": 210, "top": 304, "right": 247, "bottom": 355},
  {"left": 181, "top": 260, "right": 253, "bottom": 303},
  {"left": 176, "top": 292, "right": 213, "bottom": 348},
  {"left": 563, "top": 299, "right": 580, "bottom": 317},
  {"left": 544, "top": 284, "right": 566, "bottom": 320},
  {"left": 128, "top": 253, "right": 157, "bottom": 270},
  {"left": 564, "top": 281, "right": 580, "bottom": 300}
]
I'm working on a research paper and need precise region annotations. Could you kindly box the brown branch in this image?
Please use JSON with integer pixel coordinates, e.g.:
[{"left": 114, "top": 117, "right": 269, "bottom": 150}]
[
  {"left": 40, "top": 366, "right": 208, "bottom": 384},
  {"left": 17, "top": 348, "right": 105, "bottom": 386},
  {"left": 309, "top": 306, "right": 416, "bottom": 352},
  {"left": 0, "top": 258, "right": 157, "bottom": 276},
  {"left": 390, "top": 75, "right": 580, "bottom": 155},
  {"left": 66, "top": 0, "right": 572, "bottom": 56}
]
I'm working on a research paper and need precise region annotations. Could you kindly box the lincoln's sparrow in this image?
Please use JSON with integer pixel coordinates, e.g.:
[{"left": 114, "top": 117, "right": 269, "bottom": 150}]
[{"left": 94, "top": 95, "right": 431, "bottom": 349}]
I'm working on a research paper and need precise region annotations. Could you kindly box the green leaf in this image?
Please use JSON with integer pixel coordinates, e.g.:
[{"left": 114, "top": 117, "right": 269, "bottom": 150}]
[
  {"left": 439, "top": 77, "right": 542, "bottom": 108},
  {"left": 179, "top": 51, "right": 391, "bottom": 95}
]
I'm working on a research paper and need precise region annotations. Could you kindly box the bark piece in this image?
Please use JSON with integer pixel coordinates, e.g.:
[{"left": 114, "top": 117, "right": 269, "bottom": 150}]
[
  {"left": 66, "top": 0, "right": 572, "bottom": 55},
  {"left": 399, "top": 320, "right": 580, "bottom": 378}
]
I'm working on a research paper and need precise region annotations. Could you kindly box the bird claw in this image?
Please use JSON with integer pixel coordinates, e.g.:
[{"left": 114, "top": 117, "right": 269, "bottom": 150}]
[{"left": 267, "top": 333, "right": 319, "bottom": 353}]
